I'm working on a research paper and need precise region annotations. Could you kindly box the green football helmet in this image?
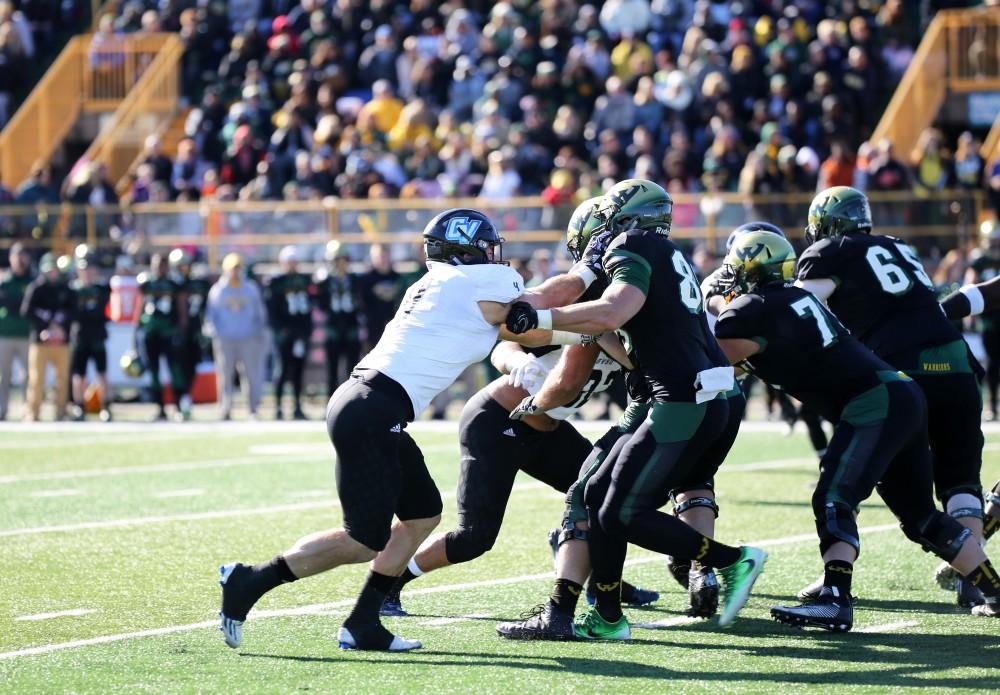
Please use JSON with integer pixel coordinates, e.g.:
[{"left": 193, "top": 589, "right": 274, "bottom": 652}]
[
  {"left": 325, "top": 239, "right": 351, "bottom": 262},
  {"left": 120, "top": 350, "right": 146, "bottom": 378},
  {"left": 168, "top": 248, "right": 193, "bottom": 268},
  {"left": 596, "top": 179, "right": 673, "bottom": 236},
  {"left": 720, "top": 231, "right": 797, "bottom": 299},
  {"left": 805, "top": 186, "right": 872, "bottom": 245},
  {"left": 566, "top": 197, "right": 603, "bottom": 262}
]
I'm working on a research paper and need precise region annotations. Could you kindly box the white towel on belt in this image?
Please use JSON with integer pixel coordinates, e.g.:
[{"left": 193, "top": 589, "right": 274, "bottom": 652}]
[{"left": 694, "top": 366, "right": 736, "bottom": 404}]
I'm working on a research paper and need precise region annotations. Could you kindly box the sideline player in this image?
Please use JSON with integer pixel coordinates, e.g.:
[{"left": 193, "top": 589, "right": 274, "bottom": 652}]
[
  {"left": 505, "top": 180, "right": 765, "bottom": 639},
  {"left": 713, "top": 231, "right": 1000, "bottom": 629},
  {"left": 796, "top": 186, "right": 988, "bottom": 607},
  {"left": 134, "top": 253, "right": 187, "bottom": 422},
  {"left": 265, "top": 246, "right": 313, "bottom": 420},
  {"left": 380, "top": 199, "right": 657, "bottom": 617},
  {"left": 170, "top": 249, "right": 210, "bottom": 420},
  {"left": 69, "top": 252, "right": 112, "bottom": 421},
  {"left": 217, "top": 209, "right": 568, "bottom": 652},
  {"left": 314, "top": 240, "right": 362, "bottom": 396}
]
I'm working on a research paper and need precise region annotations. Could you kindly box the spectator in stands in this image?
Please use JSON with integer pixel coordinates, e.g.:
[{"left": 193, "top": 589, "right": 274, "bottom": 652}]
[
  {"left": 21, "top": 253, "right": 74, "bottom": 421},
  {"left": 953, "top": 131, "right": 984, "bottom": 191},
  {"left": 0, "top": 243, "right": 32, "bottom": 420},
  {"left": 868, "top": 139, "right": 911, "bottom": 192},
  {"left": 988, "top": 156, "right": 1000, "bottom": 217},
  {"left": 911, "top": 128, "right": 951, "bottom": 194},
  {"left": 138, "top": 135, "right": 173, "bottom": 186},
  {"left": 479, "top": 149, "right": 521, "bottom": 200},
  {"left": 205, "top": 252, "right": 267, "bottom": 420},
  {"left": 818, "top": 140, "right": 856, "bottom": 190},
  {"left": 357, "top": 79, "right": 403, "bottom": 137}
]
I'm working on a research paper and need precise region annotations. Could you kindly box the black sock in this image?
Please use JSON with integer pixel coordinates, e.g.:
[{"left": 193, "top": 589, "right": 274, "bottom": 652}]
[
  {"left": 345, "top": 570, "right": 397, "bottom": 626},
  {"left": 985, "top": 514, "right": 999, "bottom": 541},
  {"left": 966, "top": 559, "right": 1000, "bottom": 600},
  {"left": 592, "top": 577, "right": 623, "bottom": 622},
  {"left": 388, "top": 568, "right": 419, "bottom": 598},
  {"left": 823, "top": 560, "right": 854, "bottom": 598},
  {"left": 694, "top": 536, "right": 741, "bottom": 569},
  {"left": 248, "top": 555, "right": 298, "bottom": 593},
  {"left": 549, "top": 578, "right": 583, "bottom": 614}
]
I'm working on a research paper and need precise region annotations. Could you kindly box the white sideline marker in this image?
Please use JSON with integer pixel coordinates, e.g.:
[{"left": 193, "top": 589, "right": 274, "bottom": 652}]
[
  {"left": 153, "top": 489, "right": 205, "bottom": 499},
  {"left": 15, "top": 609, "right": 97, "bottom": 622},
  {"left": 0, "top": 522, "right": 901, "bottom": 661},
  {"left": 854, "top": 620, "right": 919, "bottom": 634},
  {"left": 29, "top": 489, "right": 82, "bottom": 498}
]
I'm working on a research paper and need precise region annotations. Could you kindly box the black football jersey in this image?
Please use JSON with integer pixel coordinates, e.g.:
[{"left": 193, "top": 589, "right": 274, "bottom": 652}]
[
  {"left": 715, "top": 284, "right": 897, "bottom": 421},
  {"left": 266, "top": 272, "right": 314, "bottom": 336},
  {"left": 178, "top": 276, "right": 211, "bottom": 332},
  {"left": 315, "top": 273, "right": 361, "bottom": 341},
  {"left": 603, "top": 230, "right": 728, "bottom": 401},
  {"left": 72, "top": 282, "right": 111, "bottom": 342},
  {"left": 797, "top": 233, "right": 961, "bottom": 366}
]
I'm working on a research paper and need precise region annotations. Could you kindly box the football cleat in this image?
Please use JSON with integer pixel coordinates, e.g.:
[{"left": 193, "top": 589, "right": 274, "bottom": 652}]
[
  {"left": 337, "top": 624, "right": 421, "bottom": 651},
  {"left": 573, "top": 608, "right": 631, "bottom": 641},
  {"left": 218, "top": 563, "right": 253, "bottom": 648},
  {"left": 380, "top": 588, "right": 408, "bottom": 617},
  {"left": 667, "top": 556, "right": 691, "bottom": 589},
  {"left": 771, "top": 587, "right": 853, "bottom": 632},
  {"left": 934, "top": 561, "right": 959, "bottom": 592},
  {"left": 586, "top": 581, "right": 660, "bottom": 607},
  {"left": 798, "top": 574, "right": 858, "bottom": 606},
  {"left": 971, "top": 598, "right": 1000, "bottom": 618},
  {"left": 957, "top": 576, "right": 985, "bottom": 609},
  {"left": 686, "top": 566, "right": 719, "bottom": 618},
  {"left": 717, "top": 546, "right": 767, "bottom": 628},
  {"left": 496, "top": 603, "right": 577, "bottom": 641}
]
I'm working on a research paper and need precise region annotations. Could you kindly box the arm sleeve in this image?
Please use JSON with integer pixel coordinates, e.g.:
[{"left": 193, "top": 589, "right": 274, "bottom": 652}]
[
  {"left": 603, "top": 239, "right": 652, "bottom": 296},
  {"left": 475, "top": 265, "right": 525, "bottom": 303},
  {"left": 714, "top": 296, "right": 768, "bottom": 349}
]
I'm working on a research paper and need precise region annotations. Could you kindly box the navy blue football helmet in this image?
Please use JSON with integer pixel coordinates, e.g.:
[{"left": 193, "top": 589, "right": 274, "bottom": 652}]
[
  {"left": 423, "top": 208, "right": 505, "bottom": 265},
  {"left": 726, "top": 221, "right": 786, "bottom": 252}
]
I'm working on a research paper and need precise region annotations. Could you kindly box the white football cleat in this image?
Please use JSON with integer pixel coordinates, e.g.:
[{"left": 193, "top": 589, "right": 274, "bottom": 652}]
[
  {"left": 337, "top": 626, "right": 422, "bottom": 652},
  {"left": 219, "top": 612, "right": 244, "bottom": 649}
]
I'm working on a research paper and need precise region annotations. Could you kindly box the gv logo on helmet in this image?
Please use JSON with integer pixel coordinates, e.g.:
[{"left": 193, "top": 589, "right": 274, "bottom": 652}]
[{"left": 444, "top": 216, "right": 482, "bottom": 242}]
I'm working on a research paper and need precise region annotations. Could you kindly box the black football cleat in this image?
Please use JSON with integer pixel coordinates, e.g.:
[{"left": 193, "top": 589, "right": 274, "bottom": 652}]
[
  {"left": 219, "top": 563, "right": 256, "bottom": 648},
  {"left": 956, "top": 576, "right": 985, "bottom": 609},
  {"left": 772, "top": 587, "right": 853, "bottom": 632},
  {"left": 686, "top": 566, "right": 719, "bottom": 618},
  {"left": 380, "top": 588, "right": 408, "bottom": 617},
  {"left": 667, "top": 555, "right": 691, "bottom": 589},
  {"left": 798, "top": 574, "right": 858, "bottom": 606},
  {"left": 496, "top": 602, "right": 577, "bottom": 641}
]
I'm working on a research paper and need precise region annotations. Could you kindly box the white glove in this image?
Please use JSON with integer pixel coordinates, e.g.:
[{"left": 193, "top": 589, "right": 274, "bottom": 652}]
[
  {"left": 509, "top": 396, "right": 542, "bottom": 421},
  {"left": 506, "top": 352, "right": 547, "bottom": 392}
]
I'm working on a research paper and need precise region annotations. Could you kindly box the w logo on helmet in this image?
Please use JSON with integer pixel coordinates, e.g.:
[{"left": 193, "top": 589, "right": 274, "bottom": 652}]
[
  {"left": 444, "top": 217, "right": 482, "bottom": 242},
  {"left": 735, "top": 243, "right": 767, "bottom": 262}
]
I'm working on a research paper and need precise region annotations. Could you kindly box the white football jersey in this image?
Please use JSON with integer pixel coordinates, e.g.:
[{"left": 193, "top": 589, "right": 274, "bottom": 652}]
[
  {"left": 358, "top": 262, "right": 524, "bottom": 416},
  {"left": 529, "top": 347, "right": 621, "bottom": 420}
]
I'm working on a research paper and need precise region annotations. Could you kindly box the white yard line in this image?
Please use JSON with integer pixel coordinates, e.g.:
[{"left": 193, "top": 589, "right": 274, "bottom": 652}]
[
  {"left": 0, "top": 523, "right": 898, "bottom": 661},
  {"left": 15, "top": 609, "right": 97, "bottom": 622},
  {"left": 0, "top": 481, "right": 554, "bottom": 538},
  {"left": 420, "top": 613, "right": 492, "bottom": 627},
  {"left": 28, "top": 489, "right": 82, "bottom": 498},
  {"left": 0, "top": 455, "right": 330, "bottom": 485},
  {"left": 633, "top": 616, "right": 703, "bottom": 629},
  {"left": 152, "top": 489, "right": 205, "bottom": 499},
  {"left": 854, "top": 620, "right": 919, "bottom": 634}
]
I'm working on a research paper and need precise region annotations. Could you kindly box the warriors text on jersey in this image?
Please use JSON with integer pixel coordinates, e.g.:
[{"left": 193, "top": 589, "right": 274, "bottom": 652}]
[
  {"left": 797, "top": 234, "right": 961, "bottom": 368},
  {"left": 715, "top": 284, "right": 903, "bottom": 421},
  {"left": 357, "top": 262, "right": 523, "bottom": 416},
  {"left": 602, "top": 229, "right": 729, "bottom": 401}
]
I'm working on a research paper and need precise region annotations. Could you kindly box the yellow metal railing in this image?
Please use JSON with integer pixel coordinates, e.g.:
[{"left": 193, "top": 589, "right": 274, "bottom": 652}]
[
  {"left": 873, "top": 7, "right": 1000, "bottom": 159},
  {"left": 0, "top": 33, "right": 176, "bottom": 189},
  {"left": 0, "top": 190, "right": 983, "bottom": 269},
  {"left": 81, "top": 34, "right": 184, "bottom": 194}
]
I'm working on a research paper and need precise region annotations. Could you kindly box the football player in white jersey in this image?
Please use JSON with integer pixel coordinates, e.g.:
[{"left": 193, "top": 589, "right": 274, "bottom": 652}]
[
  {"left": 379, "top": 200, "right": 659, "bottom": 616},
  {"left": 217, "top": 209, "right": 551, "bottom": 652}
]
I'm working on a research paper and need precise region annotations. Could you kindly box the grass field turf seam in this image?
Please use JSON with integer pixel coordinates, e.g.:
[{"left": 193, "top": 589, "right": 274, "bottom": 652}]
[{"left": 1, "top": 425, "right": 998, "bottom": 693}]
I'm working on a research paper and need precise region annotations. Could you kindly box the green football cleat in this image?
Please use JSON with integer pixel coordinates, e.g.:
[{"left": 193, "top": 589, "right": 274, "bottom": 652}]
[
  {"left": 572, "top": 608, "right": 631, "bottom": 641},
  {"left": 717, "top": 546, "right": 767, "bottom": 628}
]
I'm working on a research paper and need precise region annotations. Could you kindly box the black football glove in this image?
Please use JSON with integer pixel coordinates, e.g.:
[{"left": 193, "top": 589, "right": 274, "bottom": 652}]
[
  {"left": 509, "top": 395, "right": 542, "bottom": 421},
  {"left": 581, "top": 224, "right": 618, "bottom": 276},
  {"left": 505, "top": 301, "right": 538, "bottom": 334}
]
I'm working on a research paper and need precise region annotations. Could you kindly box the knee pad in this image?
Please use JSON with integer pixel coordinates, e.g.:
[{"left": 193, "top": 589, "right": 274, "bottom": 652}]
[
  {"left": 444, "top": 524, "right": 500, "bottom": 564},
  {"left": 671, "top": 495, "right": 720, "bottom": 519},
  {"left": 902, "top": 512, "right": 972, "bottom": 563},
  {"left": 815, "top": 501, "right": 861, "bottom": 556},
  {"left": 986, "top": 480, "right": 1000, "bottom": 507},
  {"left": 945, "top": 492, "right": 984, "bottom": 521},
  {"left": 555, "top": 519, "right": 589, "bottom": 547}
]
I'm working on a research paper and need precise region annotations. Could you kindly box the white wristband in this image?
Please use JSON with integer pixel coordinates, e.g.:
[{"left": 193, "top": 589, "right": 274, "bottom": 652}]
[
  {"left": 551, "top": 330, "right": 582, "bottom": 345},
  {"left": 960, "top": 284, "right": 985, "bottom": 317},
  {"left": 536, "top": 309, "right": 553, "bottom": 330},
  {"left": 569, "top": 261, "right": 597, "bottom": 289}
]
